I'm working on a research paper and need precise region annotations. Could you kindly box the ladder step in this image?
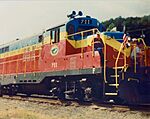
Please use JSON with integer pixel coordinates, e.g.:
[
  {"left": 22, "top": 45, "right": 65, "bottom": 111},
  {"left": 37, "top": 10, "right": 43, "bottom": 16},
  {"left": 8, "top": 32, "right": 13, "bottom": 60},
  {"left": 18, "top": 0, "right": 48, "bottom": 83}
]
[
  {"left": 105, "top": 93, "right": 118, "bottom": 96},
  {"left": 108, "top": 84, "right": 119, "bottom": 86},
  {"left": 113, "top": 66, "right": 124, "bottom": 69},
  {"left": 64, "top": 90, "right": 74, "bottom": 94},
  {"left": 110, "top": 75, "right": 119, "bottom": 77}
]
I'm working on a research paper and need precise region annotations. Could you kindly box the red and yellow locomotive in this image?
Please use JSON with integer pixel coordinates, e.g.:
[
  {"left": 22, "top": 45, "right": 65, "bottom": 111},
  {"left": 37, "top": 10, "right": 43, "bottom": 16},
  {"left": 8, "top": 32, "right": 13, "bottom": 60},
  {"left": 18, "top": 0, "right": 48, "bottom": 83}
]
[{"left": 0, "top": 11, "right": 150, "bottom": 104}]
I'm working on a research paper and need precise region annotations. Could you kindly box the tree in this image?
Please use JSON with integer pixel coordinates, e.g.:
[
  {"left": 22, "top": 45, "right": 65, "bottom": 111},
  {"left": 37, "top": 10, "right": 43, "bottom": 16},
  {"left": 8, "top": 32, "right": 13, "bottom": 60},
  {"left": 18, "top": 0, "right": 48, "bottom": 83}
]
[
  {"left": 107, "top": 23, "right": 115, "bottom": 31},
  {"left": 102, "top": 15, "right": 150, "bottom": 45}
]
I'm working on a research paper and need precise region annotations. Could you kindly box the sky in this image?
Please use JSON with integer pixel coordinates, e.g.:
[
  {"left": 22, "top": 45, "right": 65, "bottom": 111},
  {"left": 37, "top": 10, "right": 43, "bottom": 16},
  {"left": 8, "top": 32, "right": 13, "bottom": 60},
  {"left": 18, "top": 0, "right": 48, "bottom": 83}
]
[{"left": 0, "top": 0, "right": 149, "bottom": 45}]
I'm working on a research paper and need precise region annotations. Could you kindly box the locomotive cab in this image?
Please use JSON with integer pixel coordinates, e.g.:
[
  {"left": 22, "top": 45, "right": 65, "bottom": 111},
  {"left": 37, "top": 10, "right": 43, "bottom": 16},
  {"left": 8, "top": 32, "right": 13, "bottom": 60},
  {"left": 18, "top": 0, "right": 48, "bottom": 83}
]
[
  {"left": 66, "top": 16, "right": 105, "bottom": 40},
  {"left": 66, "top": 14, "right": 106, "bottom": 55}
]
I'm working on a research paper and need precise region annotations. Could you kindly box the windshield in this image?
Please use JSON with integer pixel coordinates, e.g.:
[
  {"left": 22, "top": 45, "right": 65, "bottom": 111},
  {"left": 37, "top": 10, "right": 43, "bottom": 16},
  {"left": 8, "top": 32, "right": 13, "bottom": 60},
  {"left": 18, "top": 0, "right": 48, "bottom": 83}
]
[{"left": 76, "top": 26, "right": 97, "bottom": 39}]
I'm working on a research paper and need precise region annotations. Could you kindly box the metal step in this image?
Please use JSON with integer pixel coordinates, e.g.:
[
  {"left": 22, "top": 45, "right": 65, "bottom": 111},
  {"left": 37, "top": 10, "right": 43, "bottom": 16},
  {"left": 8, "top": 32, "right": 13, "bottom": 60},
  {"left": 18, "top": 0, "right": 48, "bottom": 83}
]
[
  {"left": 105, "top": 93, "right": 118, "bottom": 96},
  {"left": 110, "top": 75, "right": 119, "bottom": 77},
  {"left": 64, "top": 90, "right": 74, "bottom": 94},
  {"left": 113, "top": 66, "right": 124, "bottom": 69},
  {"left": 108, "top": 84, "right": 119, "bottom": 87}
]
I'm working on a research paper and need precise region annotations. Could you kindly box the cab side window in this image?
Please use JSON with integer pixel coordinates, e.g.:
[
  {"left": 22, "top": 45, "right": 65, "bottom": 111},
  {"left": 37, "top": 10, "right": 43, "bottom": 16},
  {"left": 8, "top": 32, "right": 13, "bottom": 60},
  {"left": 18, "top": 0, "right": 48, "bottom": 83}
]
[
  {"left": 67, "top": 24, "right": 75, "bottom": 35},
  {"left": 51, "top": 28, "right": 60, "bottom": 43},
  {"left": 67, "top": 24, "right": 75, "bottom": 40},
  {"left": 54, "top": 28, "right": 60, "bottom": 43},
  {"left": 38, "top": 35, "right": 44, "bottom": 43}
]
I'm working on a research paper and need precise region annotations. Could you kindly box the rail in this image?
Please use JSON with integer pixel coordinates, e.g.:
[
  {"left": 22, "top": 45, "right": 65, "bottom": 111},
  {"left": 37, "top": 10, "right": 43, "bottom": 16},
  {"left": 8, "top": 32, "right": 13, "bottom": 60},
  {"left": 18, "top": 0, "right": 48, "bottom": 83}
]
[
  {"left": 114, "top": 38, "right": 128, "bottom": 88},
  {"left": 139, "top": 38, "right": 147, "bottom": 67},
  {"left": 1, "top": 95, "right": 150, "bottom": 111},
  {"left": 115, "top": 37, "right": 147, "bottom": 87},
  {"left": 133, "top": 38, "right": 147, "bottom": 73}
]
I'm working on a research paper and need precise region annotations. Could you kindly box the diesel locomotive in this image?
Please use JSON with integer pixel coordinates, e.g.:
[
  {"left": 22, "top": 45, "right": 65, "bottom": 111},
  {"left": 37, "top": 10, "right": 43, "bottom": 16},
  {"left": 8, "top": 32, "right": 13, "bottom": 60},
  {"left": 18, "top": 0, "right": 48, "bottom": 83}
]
[{"left": 0, "top": 11, "right": 150, "bottom": 104}]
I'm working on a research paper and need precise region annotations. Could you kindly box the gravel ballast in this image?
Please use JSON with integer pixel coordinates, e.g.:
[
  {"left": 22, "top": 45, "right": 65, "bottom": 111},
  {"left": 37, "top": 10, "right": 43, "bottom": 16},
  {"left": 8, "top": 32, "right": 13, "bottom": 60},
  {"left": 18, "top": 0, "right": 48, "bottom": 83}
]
[{"left": 0, "top": 98, "right": 149, "bottom": 119}]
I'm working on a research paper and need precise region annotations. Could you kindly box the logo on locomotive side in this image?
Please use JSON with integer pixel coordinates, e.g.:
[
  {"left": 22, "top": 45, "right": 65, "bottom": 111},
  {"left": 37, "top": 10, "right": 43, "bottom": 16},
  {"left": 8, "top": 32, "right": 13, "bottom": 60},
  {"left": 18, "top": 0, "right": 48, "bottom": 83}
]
[{"left": 50, "top": 45, "right": 59, "bottom": 56}]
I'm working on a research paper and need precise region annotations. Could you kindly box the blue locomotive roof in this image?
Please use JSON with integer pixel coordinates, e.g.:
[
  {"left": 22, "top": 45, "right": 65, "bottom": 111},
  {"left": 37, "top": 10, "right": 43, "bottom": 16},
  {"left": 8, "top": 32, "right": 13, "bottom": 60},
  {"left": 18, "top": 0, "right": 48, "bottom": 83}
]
[
  {"left": 66, "top": 16, "right": 106, "bottom": 32},
  {"left": 66, "top": 16, "right": 106, "bottom": 40}
]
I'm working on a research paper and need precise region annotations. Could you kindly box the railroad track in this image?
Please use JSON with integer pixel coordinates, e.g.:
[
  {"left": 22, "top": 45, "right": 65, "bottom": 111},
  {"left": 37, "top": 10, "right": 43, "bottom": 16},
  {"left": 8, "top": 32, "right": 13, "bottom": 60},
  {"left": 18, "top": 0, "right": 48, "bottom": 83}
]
[
  {"left": 0, "top": 95, "right": 150, "bottom": 112},
  {"left": 1, "top": 95, "right": 64, "bottom": 106}
]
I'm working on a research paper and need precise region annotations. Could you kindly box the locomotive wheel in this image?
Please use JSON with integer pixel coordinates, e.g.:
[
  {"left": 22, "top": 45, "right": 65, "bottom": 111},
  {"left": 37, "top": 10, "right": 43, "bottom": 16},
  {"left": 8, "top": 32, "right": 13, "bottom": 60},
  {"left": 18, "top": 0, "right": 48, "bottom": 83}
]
[
  {"left": 8, "top": 85, "right": 16, "bottom": 96},
  {"left": 8, "top": 85, "right": 13, "bottom": 96},
  {"left": 57, "top": 88, "right": 65, "bottom": 100},
  {"left": 76, "top": 88, "right": 84, "bottom": 102}
]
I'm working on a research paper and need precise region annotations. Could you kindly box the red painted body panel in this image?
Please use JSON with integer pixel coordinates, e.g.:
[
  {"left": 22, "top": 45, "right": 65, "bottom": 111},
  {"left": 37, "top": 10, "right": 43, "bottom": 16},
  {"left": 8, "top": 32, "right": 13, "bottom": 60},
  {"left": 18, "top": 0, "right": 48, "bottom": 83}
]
[
  {"left": 106, "top": 45, "right": 130, "bottom": 68},
  {"left": 0, "top": 39, "right": 136, "bottom": 76}
]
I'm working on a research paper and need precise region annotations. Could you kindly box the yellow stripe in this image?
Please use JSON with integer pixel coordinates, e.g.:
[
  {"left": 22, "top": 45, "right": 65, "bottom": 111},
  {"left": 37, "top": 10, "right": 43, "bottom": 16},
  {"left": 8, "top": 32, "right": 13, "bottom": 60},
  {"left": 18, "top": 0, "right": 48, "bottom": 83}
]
[
  {"left": 0, "top": 32, "right": 67, "bottom": 59},
  {"left": 101, "top": 34, "right": 131, "bottom": 57},
  {"left": 0, "top": 43, "right": 42, "bottom": 59},
  {"left": 67, "top": 33, "right": 131, "bottom": 57},
  {"left": 67, "top": 36, "right": 94, "bottom": 48}
]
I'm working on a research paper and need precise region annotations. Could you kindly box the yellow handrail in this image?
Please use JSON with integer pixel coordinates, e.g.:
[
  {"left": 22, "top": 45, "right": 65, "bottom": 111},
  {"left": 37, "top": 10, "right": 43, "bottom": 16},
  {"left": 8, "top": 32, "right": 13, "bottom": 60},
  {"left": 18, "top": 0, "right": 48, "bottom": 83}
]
[
  {"left": 133, "top": 38, "right": 147, "bottom": 72},
  {"left": 141, "top": 38, "right": 146, "bottom": 47},
  {"left": 67, "top": 28, "right": 97, "bottom": 38},
  {"left": 92, "top": 29, "right": 95, "bottom": 57},
  {"left": 115, "top": 43, "right": 123, "bottom": 88},
  {"left": 115, "top": 40, "right": 128, "bottom": 88},
  {"left": 66, "top": 28, "right": 107, "bottom": 83},
  {"left": 81, "top": 32, "right": 84, "bottom": 58},
  {"left": 133, "top": 44, "right": 137, "bottom": 73},
  {"left": 103, "top": 39, "right": 107, "bottom": 83},
  {"left": 141, "top": 38, "right": 147, "bottom": 66},
  {"left": 95, "top": 30, "right": 107, "bottom": 83}
]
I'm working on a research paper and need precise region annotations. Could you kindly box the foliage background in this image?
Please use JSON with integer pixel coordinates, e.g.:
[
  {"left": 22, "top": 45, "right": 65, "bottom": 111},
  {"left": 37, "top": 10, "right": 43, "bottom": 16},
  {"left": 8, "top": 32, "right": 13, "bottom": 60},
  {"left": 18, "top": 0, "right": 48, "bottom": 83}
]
[{"left": 102, "top": 15, "right": 150, "bottom": 45}]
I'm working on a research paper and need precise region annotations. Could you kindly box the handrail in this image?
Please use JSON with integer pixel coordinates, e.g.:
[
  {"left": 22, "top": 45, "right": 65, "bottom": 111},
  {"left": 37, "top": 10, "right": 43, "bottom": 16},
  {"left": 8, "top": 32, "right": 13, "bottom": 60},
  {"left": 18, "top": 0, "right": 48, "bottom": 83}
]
[
  {"left": 113, "top": 55, "right": 124, "bottom": 60},
  {"left": 115, "top": 43, "right": 123, "bottom": 88},
  {"left": 66, "top": 28, "right": 107, "bottom": 83},
  {"left": 66, "top": 28, "right": 98, "bottom": 38},
  {"left": 140, "top": 38, "right": 146, "bottom": 47},
  {"left": 140, "top": 38, "right": 147, "bottom": 66},
  {"left": 95, "top": 30, "right": 107, "bottom": 83},
  {"left": 115, "top": 39, "right": 128, "bottom": 88},
  {"left": 133, "top": 44, "right": 137, "bottom": 73},
  {"left": 81, "top": 32, "right": 84, "bottom": 58},
  {"left": 92, "top": 29, "right": 95, "bottom": 57},
  {"left": 132, "top": 38, "right": 147, "bottom": 73}
]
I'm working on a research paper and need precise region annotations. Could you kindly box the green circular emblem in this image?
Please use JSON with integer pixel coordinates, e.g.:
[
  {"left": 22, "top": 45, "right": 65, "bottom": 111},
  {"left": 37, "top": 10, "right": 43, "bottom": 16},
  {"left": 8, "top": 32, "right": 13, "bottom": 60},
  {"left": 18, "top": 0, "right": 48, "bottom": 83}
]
[{"left": 50, "top": 45, "right": 59, "bottom": 56}]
